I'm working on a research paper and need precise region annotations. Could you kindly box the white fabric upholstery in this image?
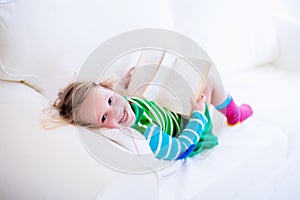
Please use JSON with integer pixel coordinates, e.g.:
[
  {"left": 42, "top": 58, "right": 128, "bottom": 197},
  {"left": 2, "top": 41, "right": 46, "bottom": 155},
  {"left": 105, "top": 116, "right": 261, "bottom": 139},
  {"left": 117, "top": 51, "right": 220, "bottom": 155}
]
[
  {"left": 0, "top": 0, "right": 171, "bottom": 99},
  {"left": 0, "top": 0, "right": 279, "bottom": 99},
  {"left": 0, "top": 80, "right": 160, "bottom": 199},
  {"left": 0, "top": 80, "right": 288, "bottom": 199},
  {"left": 168, "top": 0, "right": 278, "bottom": 72},
  {"left": 273, "top": 16, "right": 300, "bottom": 72},
  {"left": 1, "top": 0, "right": 299, "bottom": 199},
  {"left": 159, "top": 118, "right": 287, "bottom": 200}
]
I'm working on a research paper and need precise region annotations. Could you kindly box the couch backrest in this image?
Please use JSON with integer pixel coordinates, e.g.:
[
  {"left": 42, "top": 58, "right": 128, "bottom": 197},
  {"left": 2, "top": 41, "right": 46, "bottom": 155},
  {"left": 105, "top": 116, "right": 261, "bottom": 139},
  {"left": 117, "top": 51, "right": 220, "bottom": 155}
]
[
  {"left": 169, "top": 0, "right": 278, "bottom": 74},
  {"left": 0, "top": 0, "right": 278, "bottom": 100},
  {"left": 0, "top": 0, "right": 172, "bottom": 99}
]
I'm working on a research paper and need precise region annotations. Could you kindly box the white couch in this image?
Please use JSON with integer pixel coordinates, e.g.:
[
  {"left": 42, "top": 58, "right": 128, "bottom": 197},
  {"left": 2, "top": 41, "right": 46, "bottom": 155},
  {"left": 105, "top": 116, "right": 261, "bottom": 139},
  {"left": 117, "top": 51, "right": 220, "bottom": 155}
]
[{"left": 1, "top": 0, "right": 300, "bottom": 199}]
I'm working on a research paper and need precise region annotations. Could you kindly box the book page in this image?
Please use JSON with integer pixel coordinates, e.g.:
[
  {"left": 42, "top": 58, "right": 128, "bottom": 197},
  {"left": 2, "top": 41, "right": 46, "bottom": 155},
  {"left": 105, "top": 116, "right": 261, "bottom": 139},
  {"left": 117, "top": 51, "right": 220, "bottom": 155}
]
[
  {"left": 127, "top": 49, "right": 211, "bottom": 116},
  {"left": 143, "top": 52, "right": 211, "bottom": 116},
  {"left": 126, "top": 49, "right": 165, "bottom": 97},
  {"left": 143, "top": 66, "right": 195, "bottom": 116},
  {"left": 142, "top": 52, "right": 178, "bottom": 105},
  {"left": 173, "top": 57, "right": 211, "bottom": 101}
]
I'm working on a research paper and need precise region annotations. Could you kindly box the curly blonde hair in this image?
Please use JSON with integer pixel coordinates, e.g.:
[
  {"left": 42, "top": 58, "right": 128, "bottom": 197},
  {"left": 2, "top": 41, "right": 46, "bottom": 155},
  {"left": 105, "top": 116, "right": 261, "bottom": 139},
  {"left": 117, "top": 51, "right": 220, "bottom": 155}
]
[{"left": 44, "top": 79, "right": 117, "bottom": 129}]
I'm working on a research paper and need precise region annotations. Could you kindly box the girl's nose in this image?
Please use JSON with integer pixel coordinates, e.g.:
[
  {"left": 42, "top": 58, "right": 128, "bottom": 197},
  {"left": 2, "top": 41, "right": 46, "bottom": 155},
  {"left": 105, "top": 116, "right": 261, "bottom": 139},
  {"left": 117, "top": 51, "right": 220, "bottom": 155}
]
[
  {"left": 110, "top": 106, "right": 119, "bottom": 119},
  {"left": 111, "top": 106, "right": 122, "bottom": 120},
  {"left": 108, "top": 108, "right": 115, "bottom": 117}
]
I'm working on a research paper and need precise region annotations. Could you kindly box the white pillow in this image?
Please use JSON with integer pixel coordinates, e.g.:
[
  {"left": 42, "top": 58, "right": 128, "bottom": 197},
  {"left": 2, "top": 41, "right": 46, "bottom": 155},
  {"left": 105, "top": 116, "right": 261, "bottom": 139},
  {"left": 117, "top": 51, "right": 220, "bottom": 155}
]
[
  {"left": 273, "top": 16, "right": 300, "bottom": 72},
  {"left": 272, "top": 0, "right": 300, "bottom": 72},
  {"left": 169, "top": 0, "right": 278, "bottom": 72},
  {"left": 0, "top": 0, "right": 172, "bottom": 100}
]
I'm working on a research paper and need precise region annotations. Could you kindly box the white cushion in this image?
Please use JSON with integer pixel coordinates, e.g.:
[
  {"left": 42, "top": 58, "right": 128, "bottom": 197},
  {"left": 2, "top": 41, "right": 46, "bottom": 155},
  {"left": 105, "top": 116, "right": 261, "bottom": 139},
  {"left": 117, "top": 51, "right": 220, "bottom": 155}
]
[
  {"left": 0, "top": 80, "right": 161, "bottom": 199},
  {"left": 273, "top": 16, "right": 300, "bottom": 72},
  {"left": 0, "top": 0, "right": 280, "bottom": 100},
  {"left": 169, "top": 0, "right": 278, "bottom": 73},
  {"left": 0, "top": 80, "right": 288, "bottom": 199},
  {"left": 0, "top": 0, "right": 172, "bottom": 100},
  {"left": 159, "top": 118, "right": 287, "bottom": 200}
]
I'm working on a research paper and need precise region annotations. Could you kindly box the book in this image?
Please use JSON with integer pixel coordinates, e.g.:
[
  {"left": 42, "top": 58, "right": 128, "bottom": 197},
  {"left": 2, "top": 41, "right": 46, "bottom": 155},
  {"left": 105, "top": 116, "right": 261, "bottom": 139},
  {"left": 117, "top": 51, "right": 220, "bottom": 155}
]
[{"left": 126, "top": 48, "right": 211, "bottom": 117}]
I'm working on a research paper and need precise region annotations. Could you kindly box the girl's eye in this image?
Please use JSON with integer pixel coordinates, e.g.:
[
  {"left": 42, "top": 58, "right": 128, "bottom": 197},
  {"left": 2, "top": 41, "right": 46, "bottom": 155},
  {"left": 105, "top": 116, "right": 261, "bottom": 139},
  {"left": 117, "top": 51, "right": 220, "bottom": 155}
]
[
  {"left": 101, "top": 114, "right": 107, "bottom": 123},
  {"left": 108, "top": 97, "right": 112, "bottom": 105}
]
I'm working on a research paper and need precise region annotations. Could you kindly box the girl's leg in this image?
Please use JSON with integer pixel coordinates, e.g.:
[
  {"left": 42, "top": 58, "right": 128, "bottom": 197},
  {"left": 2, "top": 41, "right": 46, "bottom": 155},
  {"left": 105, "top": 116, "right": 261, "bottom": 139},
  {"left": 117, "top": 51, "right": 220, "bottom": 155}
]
[
  {"left": 204, "top": 65, "right": 253, "bottom": 125},
  {"left": 203, "top": 65, "right": 227, "bottom": 106}
]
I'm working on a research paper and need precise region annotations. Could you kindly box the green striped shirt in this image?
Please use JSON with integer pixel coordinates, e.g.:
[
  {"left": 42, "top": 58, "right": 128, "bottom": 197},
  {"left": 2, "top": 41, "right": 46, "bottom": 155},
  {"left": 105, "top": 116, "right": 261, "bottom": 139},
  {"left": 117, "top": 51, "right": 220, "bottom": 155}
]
[{"left": 127, "top": 97, "right": 218, "bottom": 160}]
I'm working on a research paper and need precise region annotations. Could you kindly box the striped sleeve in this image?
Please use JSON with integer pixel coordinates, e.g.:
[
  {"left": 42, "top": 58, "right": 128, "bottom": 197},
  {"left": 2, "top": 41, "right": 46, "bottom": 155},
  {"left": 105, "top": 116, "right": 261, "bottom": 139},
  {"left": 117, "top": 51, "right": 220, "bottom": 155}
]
[{"left": 143, "top": 110, "right": 208, "bottom": 160}]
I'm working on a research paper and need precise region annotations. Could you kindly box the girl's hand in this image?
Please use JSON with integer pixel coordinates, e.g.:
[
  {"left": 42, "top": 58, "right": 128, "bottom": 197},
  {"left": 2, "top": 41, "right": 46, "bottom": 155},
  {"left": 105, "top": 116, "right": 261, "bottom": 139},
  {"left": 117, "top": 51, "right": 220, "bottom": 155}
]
[
  {"left": 191, "top": 94, "right": 206, "bottom": 113},
  {"left": 120, "top": 66, "right": 135, "bottom": 89}
]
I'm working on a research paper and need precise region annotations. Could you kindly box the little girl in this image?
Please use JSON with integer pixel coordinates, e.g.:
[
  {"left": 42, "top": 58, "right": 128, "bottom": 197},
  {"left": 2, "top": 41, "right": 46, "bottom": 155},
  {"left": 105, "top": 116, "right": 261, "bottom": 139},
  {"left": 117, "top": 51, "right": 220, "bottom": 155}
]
[{"left": 51, "top": 67, "right": 253, "bottom": 160}]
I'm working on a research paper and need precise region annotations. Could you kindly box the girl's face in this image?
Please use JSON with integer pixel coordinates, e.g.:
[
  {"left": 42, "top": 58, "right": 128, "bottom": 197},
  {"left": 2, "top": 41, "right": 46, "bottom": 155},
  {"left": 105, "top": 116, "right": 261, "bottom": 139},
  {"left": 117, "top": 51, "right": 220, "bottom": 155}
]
[{"left": 79, "top": 86, "right": 136, "bottom": 128}]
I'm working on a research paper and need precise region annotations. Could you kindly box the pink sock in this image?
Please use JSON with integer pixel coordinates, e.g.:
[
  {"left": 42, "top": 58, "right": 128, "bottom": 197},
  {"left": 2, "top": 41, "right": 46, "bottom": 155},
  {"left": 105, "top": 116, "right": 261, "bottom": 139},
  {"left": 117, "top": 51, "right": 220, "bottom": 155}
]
[{"left": 215, "top": 95, "right": 253, "bottom": 125}]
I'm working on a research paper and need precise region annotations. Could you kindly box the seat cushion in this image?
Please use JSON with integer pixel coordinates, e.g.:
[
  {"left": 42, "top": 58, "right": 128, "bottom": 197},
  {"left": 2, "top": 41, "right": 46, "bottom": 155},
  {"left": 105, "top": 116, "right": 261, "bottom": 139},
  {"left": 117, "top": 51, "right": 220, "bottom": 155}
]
[
  {"left": 0, "top": 80, "right": 288, "bottom": 200},
  {"left": 159, "top": 117, "right": 287, "bottom": 199}
]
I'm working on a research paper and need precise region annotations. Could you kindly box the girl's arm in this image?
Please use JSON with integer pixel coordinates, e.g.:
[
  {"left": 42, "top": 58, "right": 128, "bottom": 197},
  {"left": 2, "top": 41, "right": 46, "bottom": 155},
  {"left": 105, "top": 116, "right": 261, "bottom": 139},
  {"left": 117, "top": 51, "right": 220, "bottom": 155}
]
[
  {"left": 118, "top": 67, "right": 135, "bottom": 89},
  {"left": 144, "top": 110, "right": 208, "bottom": 160}
]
